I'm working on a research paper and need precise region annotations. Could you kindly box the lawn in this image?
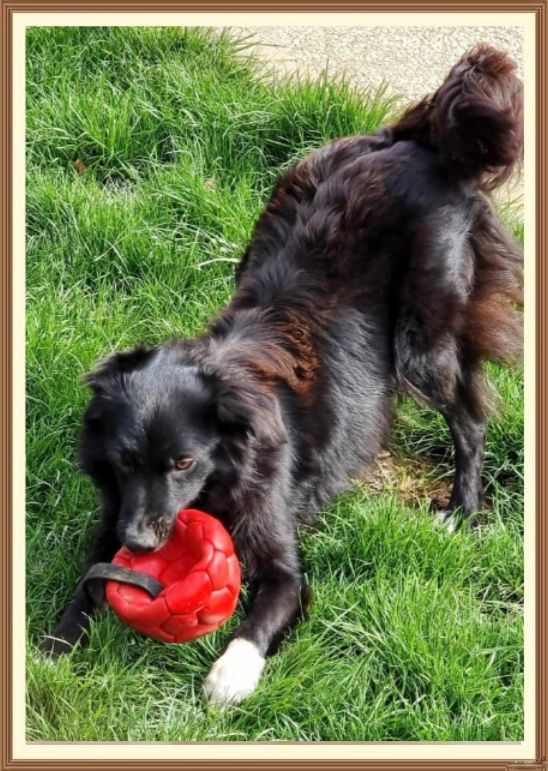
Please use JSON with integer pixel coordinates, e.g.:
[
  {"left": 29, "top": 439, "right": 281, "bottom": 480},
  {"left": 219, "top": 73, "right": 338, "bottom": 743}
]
[{"left": 26, "top": 26, "right": 524, "bottom": 742}]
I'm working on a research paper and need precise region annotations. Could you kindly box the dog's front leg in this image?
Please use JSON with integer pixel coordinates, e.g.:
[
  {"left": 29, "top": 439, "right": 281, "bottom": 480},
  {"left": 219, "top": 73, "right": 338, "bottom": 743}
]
[
  {"left": 204, "top": 538, "right": 304, "bottom": 705},
  {"left": 39, "top": 495, "right": 120, "bottom": 658}
]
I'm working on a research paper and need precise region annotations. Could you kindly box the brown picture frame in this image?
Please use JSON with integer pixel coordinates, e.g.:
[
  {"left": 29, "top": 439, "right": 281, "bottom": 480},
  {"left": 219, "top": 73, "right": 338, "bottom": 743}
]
[{"left": 1, "top": 1, "right": 545, "bottom": 768}]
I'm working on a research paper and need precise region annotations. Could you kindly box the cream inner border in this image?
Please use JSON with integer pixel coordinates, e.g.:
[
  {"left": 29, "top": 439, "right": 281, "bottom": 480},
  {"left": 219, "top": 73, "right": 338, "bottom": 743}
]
[{"left": 12, "top": 10, "right": 537, "bottom": 763}]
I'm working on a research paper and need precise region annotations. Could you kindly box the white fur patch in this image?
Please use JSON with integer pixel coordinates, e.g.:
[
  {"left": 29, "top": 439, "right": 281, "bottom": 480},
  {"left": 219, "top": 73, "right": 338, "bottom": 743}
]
[
  {"left": 435, "top": 509, "right": 460, "bottom": 533},
  {"left": 33, "top": 652, "right": 56, "bottom": 667},
  {"left": 204, "top": 638, "right": 266, "bottom": 706}
]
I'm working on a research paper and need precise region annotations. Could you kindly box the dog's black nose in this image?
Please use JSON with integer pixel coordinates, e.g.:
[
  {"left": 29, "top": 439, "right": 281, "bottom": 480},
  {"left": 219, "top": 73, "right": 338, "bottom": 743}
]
[{"left": 123, "top": 537, "right": 156, "bottom": 555}]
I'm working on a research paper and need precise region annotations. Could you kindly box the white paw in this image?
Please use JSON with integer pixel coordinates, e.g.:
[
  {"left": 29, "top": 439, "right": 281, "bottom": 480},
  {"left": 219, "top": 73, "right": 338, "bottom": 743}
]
[
  {"left": 33, "top": 652, "right": 56, "bottom": 667},
  {"left": 203, "top": 638, "right": 266, "bottom": 706},
  {"left": 435, "top": 510, "right": 458, "bottom": 532}
]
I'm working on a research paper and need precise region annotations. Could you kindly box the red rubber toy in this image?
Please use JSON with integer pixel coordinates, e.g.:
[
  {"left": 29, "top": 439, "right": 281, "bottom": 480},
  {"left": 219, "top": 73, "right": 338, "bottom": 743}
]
[{"left": 104, "top": 509, "right": 241, "bottom": 643}]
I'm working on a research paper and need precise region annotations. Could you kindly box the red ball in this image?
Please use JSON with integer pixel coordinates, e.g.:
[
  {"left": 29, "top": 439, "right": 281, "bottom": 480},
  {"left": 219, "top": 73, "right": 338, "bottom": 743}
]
[{"left": 105, "top": 509, "right": 241, "bottom": 643}]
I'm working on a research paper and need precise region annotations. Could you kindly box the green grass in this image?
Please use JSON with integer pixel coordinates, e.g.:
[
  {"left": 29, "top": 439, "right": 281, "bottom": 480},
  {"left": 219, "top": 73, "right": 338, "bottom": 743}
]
[{"left": 26, "top": 27, "right": 524, "bottom": 742}]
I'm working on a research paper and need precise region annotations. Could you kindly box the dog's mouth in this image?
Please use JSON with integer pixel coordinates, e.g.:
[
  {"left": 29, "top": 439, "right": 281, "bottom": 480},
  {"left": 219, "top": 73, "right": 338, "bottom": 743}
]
[{"left": 151, "top": 515, "right": 174, "bottom": 545}]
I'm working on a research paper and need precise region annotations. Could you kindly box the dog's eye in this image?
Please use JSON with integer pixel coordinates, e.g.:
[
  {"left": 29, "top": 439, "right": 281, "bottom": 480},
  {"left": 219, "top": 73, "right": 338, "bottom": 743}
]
[
  {"left": 174, "top": 457, "right": 195, "bottom": 472},
  {"left": 115, "top": 451, "right": 134, "bottom": 471}
]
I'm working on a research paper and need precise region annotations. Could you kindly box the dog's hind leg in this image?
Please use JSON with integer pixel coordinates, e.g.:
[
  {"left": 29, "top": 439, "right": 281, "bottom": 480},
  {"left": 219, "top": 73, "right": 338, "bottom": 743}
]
[
  {"left": 396, "top": 322, "right": 487, "bottom": 526},
  {"left": 440, "top": 377, "right": 486, "bottom": 525},
  {"left": 395, "top": 206, "right": 487, "bottom": 525}
]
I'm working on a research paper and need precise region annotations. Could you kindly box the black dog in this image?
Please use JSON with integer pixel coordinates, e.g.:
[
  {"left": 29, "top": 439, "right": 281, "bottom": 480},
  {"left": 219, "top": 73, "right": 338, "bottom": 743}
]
[{"left": 42, "top": 45, "right": 523, "bottom": 704}]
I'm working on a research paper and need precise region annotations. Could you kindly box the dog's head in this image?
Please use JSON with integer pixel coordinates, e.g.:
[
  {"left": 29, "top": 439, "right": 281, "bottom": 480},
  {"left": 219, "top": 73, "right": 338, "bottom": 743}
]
[{"left": 80, "top": 344, "right": 286, "bottom": 552}]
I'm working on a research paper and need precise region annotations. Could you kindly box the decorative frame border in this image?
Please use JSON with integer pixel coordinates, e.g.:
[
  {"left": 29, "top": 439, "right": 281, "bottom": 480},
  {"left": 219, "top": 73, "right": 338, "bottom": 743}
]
[{"left": 1, "top": 2, "right": 545, "bottom": 768}]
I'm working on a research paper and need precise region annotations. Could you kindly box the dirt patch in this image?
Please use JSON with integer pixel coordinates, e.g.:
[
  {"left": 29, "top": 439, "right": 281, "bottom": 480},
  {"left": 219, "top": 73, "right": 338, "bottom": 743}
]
[{"left": 357, "top": 451, "right": 453, "bottom": 507}]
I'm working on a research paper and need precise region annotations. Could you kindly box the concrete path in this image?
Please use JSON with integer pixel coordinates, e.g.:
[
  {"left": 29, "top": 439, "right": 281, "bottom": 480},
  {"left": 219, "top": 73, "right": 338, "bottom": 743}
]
[{"left": 230, "top": 25, "right": 523, "bottom": 101}]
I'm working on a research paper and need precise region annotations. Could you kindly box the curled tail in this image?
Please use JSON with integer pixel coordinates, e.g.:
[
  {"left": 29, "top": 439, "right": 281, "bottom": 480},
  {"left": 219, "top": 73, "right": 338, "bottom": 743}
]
[{"left": 392, "top": 45, "right": 523, "bottom": 191}]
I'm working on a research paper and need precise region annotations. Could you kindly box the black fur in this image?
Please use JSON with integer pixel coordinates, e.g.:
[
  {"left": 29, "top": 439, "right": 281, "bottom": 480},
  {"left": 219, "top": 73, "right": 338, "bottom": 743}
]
[{"left": 42, "top": 45, "right": 523, "bottom": 663}]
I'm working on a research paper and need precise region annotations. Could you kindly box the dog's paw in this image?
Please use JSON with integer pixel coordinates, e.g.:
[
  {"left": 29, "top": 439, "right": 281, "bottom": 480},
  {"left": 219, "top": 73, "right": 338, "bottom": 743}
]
[
  {"left": 439, "top": 512, "right": 459, "bottom": 533},
  {"left": 433, "top": 508, "right": 481, "bottom": 533},
  {"left": 203, "top": 638, "right": 265, "bottom": 706},
  {"left": 37, "top": 634, "right": 74, "bottom": 660},
  {"left": 429, "top": 500, "right": 459, "bottom": 532}
]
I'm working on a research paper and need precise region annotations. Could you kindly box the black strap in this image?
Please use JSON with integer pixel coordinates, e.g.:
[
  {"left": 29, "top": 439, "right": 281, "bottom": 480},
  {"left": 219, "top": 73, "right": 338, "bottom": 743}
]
[{"left": 81, "top": 563, "right": 165, "bottom": 606}]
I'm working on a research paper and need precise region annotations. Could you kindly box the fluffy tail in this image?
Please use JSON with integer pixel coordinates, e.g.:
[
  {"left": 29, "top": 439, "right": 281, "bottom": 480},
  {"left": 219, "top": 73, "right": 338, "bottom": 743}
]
[{"left": 392, "top": 45, "right": 523, "bottom": 191}]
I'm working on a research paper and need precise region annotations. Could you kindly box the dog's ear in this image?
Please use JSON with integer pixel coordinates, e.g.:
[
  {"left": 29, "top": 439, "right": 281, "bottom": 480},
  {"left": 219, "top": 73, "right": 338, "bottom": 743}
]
[
  {"left": 215, "top": 378, "right": 288, "bottom": 449},
  {"left": 84, "top": 346, "right": 153, "bottom": 394},
  {"left": 82, "top": 398, "right": 106, "bottom": 429},
  {"left": 82, "top": 346, "right": 155, "bottom": 433}
]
